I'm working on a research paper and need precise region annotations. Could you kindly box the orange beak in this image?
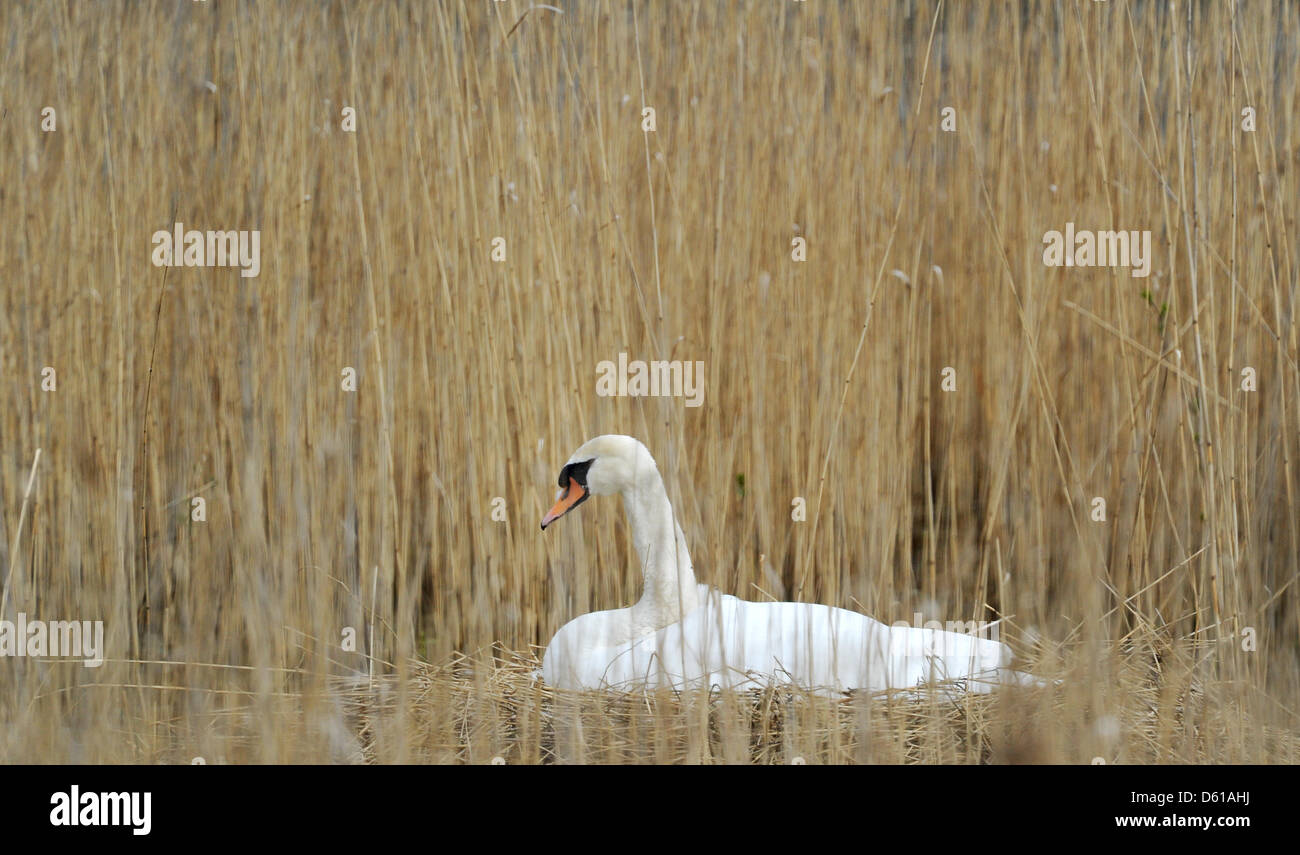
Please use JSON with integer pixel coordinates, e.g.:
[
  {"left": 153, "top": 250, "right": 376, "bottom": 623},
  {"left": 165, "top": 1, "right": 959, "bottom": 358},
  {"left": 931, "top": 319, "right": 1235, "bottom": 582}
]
[{"left": 541, "top": 476, "right": 589, "bottom": 530}]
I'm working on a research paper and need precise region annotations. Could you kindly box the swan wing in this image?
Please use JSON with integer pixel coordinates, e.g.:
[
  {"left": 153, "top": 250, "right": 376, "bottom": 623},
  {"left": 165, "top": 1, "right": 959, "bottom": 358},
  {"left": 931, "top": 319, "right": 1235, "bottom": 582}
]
[{"left": 543, "top": 592, "right": 1031, "bottom": 694}]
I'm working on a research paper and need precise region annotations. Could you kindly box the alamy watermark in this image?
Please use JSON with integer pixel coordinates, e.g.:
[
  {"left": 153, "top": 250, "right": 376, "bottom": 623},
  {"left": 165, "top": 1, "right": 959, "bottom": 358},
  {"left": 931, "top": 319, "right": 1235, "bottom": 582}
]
[
  {"left": 596, "top": 352, "right": 704, "bottom": 407},
  {"left": 50, "top": 786, "right": 150, "bottom": 836},
  {"left": 151, "top": 222, "right": 261, "bottom": 278},
  {"left": 0, "top": 613, "right": 104, "bottom": 667},
  {"left": 889, "top": 612, "right": 1001, "bottom": 658},
  {"left": 1042, "top": 222, "right": 1151, "bottom": 278}
]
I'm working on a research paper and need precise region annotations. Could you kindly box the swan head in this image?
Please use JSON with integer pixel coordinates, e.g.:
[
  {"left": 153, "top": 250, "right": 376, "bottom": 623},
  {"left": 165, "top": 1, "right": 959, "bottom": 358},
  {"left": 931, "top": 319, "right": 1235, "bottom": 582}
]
[{"left": 540, "top": 434, "right": 654, "bottom": 530}]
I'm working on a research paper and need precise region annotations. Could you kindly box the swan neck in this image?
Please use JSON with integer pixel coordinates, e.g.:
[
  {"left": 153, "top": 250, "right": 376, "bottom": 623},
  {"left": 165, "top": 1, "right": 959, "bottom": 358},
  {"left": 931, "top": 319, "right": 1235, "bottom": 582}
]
[{"left": 623, "top": 467, "right": 698, "bottom": 627}]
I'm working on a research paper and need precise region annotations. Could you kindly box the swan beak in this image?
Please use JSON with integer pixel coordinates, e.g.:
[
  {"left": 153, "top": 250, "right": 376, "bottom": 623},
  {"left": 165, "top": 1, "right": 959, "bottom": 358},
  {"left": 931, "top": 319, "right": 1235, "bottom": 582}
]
[{"left": 541, "top": 477, "right": 588, "bottom": 530}]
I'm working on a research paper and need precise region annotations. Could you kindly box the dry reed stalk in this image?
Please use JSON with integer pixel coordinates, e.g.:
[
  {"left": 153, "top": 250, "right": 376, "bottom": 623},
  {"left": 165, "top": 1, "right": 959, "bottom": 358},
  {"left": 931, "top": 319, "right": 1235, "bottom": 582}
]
[{"left": 0, "top": 0, "right": 1295, "bottom": 763}]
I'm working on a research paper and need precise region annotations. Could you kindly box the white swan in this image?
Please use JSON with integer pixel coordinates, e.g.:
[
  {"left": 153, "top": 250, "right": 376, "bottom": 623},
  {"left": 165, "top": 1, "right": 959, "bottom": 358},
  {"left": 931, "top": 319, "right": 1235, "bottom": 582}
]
[{"left": 539, "top": 435, "right": 1038, "bottom": 695}]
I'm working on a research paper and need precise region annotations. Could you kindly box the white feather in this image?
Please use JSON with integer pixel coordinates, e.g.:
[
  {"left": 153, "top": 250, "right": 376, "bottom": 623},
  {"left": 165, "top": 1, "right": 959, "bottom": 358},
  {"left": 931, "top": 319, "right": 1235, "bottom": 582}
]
[{"left": 539, "top": 435, "right": 1040, "bottom": 695}]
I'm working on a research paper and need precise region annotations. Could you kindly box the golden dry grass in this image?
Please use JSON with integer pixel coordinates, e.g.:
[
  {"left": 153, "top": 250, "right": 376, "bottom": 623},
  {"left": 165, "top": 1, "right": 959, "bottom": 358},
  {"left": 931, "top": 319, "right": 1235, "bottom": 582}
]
[{"left": 1, "top": 0, "right": 1297, "bottom": 763}]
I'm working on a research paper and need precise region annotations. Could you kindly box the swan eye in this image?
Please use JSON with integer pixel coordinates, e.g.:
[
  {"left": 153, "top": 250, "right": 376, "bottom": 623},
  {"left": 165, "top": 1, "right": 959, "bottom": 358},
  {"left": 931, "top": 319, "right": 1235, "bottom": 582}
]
[{"left": 556, "top": 457, "right": 595, "bottom": 489}]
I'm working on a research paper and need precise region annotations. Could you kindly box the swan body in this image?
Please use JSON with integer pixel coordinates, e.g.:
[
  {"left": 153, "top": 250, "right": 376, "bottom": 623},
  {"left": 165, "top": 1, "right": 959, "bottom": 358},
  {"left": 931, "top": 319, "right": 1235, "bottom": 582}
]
[{"left": 538, "top": 435, "right": 1035, "bottom": 695}]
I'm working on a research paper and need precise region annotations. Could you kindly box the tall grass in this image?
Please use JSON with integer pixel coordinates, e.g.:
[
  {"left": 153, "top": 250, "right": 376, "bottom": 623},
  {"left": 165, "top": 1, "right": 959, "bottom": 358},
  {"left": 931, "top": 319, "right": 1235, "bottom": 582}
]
[{"left": 0, "top": 0, "right": 1296, "bottom": 763}]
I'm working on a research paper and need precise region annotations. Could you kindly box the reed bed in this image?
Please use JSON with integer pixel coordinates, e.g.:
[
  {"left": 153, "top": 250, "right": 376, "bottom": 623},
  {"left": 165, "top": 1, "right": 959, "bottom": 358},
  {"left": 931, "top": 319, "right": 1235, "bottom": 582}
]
[{"left": 1, "top": 0, "right": 1297, "bottom": 763}]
